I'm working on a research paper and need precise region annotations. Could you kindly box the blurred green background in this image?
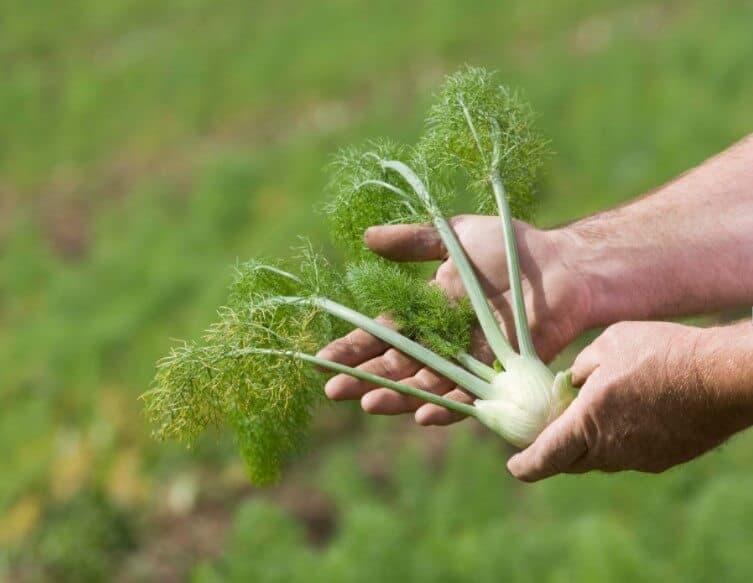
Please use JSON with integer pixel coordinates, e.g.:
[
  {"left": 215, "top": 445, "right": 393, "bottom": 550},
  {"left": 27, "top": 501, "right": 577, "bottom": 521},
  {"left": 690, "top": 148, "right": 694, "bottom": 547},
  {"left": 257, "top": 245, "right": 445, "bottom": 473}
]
[{"left": 2, "top": 0, "right": 753, "bottom": 580}]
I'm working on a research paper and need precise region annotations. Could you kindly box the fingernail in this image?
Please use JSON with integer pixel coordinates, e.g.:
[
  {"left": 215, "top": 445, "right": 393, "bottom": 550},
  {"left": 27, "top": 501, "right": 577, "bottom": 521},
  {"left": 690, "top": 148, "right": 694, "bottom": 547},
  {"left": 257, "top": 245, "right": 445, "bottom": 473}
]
[
  {"left": 414, "top": 405, "right": 432, "bottom": 426},
  {"left": 507, "top": 454, "right": 521, "bottom": 474},
  {"left": 360, "top": 393, "right": 378, "bottom": 414},
  {"left": 363, "top": 226, "right": 378, "bottom": 239},
  {"left": 324, "top": 379, "right": 339, "bottom": 400}
]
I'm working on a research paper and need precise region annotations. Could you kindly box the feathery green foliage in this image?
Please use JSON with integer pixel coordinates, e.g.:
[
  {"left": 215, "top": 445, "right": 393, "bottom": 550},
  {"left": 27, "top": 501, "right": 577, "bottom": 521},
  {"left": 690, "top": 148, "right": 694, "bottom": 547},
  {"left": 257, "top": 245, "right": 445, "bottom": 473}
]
[
  {"left": 346, "top": 261, "right": 474, "bottom": 359},
  {"left": 419, "top": 66, "right": 550, "bottom": 220},
  {"left": 228, "top": 377, "right": 318, "bottom": 484},
  {"left": 147, "top": 340, "right": 228, "bottom": 443},
  {"left": 144, "top": 248, "right": 345, "bottom": 484},
  {"left": 325, "top": 140, "right": 451, "bottom": 262}
]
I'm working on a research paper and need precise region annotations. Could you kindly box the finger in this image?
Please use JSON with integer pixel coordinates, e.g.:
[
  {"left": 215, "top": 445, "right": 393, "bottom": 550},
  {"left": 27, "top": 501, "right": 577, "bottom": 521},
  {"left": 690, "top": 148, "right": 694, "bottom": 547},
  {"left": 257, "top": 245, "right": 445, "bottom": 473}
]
[
  {"left": 468, "top": 326, "right": 496, "bottom": 365},
  {"left": 506, "top": 400, "right": 588, "bottom": 482},
  {"left": 415, "top": 388, "right": 473, "bottom": 426},
  {"left": 570, "top": 343, "right": 602, "bottom": 387},
  {"left": 361, "top": 367, "right": 454, "bottom": 415},
  {"left": 364, "top": 224, "right": 447, "bottom": 262},
  {"left": 433, "top": 260, "right": 467, "bottom": 299},
  {"left": 324, "top": 349, "right": 421, "bottom": 401},
  {"left": 316, "top": 315, "right": 393, "bottom": 367},
  {"left": 410, "top": 327, "right": 492, "bottom": 425}
]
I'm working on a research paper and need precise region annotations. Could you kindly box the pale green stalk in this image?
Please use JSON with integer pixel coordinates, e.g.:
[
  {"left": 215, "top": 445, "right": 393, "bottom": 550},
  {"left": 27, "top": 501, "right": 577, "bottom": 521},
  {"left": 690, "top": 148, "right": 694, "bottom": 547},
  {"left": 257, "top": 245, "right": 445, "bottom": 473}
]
[
  {"left": 274, "top": 295, "right": 495, "bottom": 399},
  {"left": 455, "top": 351, "right": 496, "bottom": 382},
  {"left": 489, "top": 171, "right": 536, "bottom": 358},
  {"left": 253, "top": 265, "right": 303, "bottom": 285},
  {"left": 378, "top": 159, "right": 517, "bottom": 367},
  {"left": 234, "top": 347, "right": 479, "bottom": 418},
  {"left": 457, "top": 99, "right": 537, "bottom": 359},
  {"left": 356, "top": 179, "right": 419, "bottom": 215}
]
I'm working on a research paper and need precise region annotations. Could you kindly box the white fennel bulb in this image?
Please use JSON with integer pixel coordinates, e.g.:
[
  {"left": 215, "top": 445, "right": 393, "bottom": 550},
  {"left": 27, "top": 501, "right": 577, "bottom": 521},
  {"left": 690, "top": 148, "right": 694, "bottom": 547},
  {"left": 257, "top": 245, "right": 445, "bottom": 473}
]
[{"left": 474, "top": 356, "right": 576, "bottom": 448}]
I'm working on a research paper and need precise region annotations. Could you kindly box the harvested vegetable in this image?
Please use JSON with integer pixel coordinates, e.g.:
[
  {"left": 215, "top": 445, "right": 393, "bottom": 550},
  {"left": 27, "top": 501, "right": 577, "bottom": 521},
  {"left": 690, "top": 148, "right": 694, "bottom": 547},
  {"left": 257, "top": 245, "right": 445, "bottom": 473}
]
[{"left": 143, "top": 67, "right": 577, "bottom": 483}]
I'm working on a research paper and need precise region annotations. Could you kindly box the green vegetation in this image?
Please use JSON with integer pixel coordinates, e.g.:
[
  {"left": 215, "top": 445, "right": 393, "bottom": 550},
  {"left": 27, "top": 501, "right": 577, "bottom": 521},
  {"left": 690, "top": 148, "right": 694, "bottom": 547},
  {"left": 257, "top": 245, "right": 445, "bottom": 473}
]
[
  {"left": 195, "top": 427, "right": 753, "bottom": 582},
  {"left": 2, "top": 0, "right": 753, "bottom": 580},
  {"left": 26, "top": 492, "right": 134, "bottom": 581}
]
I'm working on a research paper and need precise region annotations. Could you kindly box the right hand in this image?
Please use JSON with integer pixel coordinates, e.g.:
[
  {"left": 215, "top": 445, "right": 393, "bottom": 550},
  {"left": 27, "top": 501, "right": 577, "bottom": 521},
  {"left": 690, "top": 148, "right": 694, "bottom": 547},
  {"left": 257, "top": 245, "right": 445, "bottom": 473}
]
[
  {"left": 508, "top": 320, "right": 753, "bottom": 481},
  {"left": 317, "top": 214, "right": 593, "bottom": 426}
]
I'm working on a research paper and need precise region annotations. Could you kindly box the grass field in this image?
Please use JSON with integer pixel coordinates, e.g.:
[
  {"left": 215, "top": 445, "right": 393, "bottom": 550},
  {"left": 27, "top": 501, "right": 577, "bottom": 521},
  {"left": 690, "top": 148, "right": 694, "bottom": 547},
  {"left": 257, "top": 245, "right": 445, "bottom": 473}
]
[{"left": 2, "top": 0, "right": 753, "bottom": 580}]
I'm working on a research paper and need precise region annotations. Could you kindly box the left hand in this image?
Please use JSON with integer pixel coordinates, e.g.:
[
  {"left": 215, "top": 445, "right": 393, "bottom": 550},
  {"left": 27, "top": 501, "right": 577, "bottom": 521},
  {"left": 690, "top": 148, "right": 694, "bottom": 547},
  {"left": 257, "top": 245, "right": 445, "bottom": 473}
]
[
  {"left": 508, "top": 321, "right": 753, "bottom": 481},
  {"left": 318, "top": 215, "right": 593, "bottom": 425}
]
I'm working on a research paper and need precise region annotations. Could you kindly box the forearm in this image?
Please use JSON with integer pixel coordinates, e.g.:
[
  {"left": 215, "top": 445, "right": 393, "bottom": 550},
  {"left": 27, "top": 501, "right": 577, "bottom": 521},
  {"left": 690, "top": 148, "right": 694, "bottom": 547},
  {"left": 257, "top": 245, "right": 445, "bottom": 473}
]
[{"left": 561, "top": 134, "right": 753, "bottom": 326}]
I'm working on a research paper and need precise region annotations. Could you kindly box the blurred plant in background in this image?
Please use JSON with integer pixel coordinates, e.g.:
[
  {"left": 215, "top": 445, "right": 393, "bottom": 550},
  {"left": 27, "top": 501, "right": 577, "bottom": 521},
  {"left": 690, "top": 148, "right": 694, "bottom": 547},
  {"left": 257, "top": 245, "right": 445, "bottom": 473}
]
[
  {"left": 196, "top": 428, "right": 753, "bottom": 583},
  {"left": 1, "top": 0, "right": 753, "bottom": 580}
]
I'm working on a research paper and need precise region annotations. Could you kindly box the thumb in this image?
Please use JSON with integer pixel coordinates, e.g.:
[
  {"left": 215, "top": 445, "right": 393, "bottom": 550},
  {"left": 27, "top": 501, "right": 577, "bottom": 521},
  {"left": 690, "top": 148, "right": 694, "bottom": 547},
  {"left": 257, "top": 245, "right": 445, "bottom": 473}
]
[
  {"left": 507, "top": 400, "right": 588, "bottom": 482},
  {"left": 364, "top": 224, "right": 447, "bottom": 262}
]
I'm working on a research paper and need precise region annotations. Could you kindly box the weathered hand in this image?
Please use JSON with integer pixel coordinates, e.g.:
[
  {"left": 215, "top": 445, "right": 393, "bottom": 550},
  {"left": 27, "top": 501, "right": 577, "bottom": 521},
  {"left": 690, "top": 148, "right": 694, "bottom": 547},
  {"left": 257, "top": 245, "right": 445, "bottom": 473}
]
[
  {"left": 317, "top": 214, "right": 592, "bottom": 425},
  {"left": 508, "top": 321, "right": 753, "bottom": 481}
]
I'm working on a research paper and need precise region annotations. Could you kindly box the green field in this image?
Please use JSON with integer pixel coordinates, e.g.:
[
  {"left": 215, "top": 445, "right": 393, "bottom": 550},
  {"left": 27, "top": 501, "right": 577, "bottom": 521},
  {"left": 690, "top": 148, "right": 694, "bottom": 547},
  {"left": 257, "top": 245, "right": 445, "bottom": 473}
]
[{"left": 2, "top": 1, "right": 753, "bottom": 580}]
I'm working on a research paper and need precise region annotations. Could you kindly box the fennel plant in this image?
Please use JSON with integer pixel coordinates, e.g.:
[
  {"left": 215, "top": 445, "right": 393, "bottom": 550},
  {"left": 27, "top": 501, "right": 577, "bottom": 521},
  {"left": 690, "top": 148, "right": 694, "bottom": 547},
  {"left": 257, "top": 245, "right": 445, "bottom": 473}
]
[{"left": 144, "top": 67, "right": 577, "bottom": 484}]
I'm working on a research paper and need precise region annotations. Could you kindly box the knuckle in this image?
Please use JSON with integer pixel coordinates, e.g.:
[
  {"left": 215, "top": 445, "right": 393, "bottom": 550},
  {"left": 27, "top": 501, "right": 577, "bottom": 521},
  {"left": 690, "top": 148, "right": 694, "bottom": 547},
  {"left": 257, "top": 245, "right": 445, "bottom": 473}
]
[
  {"left": 413, "top": 368, "right": 439, "bottom": 390},
  {"left": 605, "top": 322, "right": 627, "bottom": 336},
  {"left": 436, "top": 261, "right": 456, "bottom": 278},
  {"left": 643, "top": 460, "right": 671, "bottom": 474},
  {"left": 578, "top": 410, "right": 601, "bottom": 456},
  {"left": 606, "top": 321, "right": 637, "bottom": 337},
  {"left": 414, "top": 226, "right": 437, "bottom": 248},
  {"left": 434, "top": 262, "right": 458, "bottom": 287},
  {"left": 602, "top": 323, "right": 620, "bottom": 340},
  {"left": 342, "top": 332, "right": 363, "bottom": 356},
  {"left": 381, "top": 349, "right": 406, "bottom": 376},
  {"left": 444, "top": 388, "right": 472, "bottom": 404},
  {"left": 597, "top": 322, "right": 632, "bottom": 352},
  {"left": 449, "top": 214, "right": 470, "bottom": 228}
]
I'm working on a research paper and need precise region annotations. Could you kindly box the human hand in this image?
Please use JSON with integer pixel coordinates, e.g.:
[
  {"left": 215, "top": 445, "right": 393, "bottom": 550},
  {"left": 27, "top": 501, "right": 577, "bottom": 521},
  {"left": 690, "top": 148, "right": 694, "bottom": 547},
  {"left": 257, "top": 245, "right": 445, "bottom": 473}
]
[
  {"left": 508, "top": 321, "right": 753, "bottom": 481},
  {"left": 317, "top": 214, "right": 593, "bottom": 425}
]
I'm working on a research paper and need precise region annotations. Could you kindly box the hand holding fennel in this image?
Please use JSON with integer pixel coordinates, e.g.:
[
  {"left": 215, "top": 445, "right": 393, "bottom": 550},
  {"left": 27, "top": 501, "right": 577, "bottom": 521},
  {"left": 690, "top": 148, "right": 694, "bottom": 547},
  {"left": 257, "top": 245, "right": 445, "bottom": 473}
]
[
  {"left": 509, "top": 321, "right": 753, "bottom": 482},
  {"left": 321, "top": 214, "right": 588, "bottom": 425},
  {"left": 143, "top": 67, "right": 580, "bottom": 483}
]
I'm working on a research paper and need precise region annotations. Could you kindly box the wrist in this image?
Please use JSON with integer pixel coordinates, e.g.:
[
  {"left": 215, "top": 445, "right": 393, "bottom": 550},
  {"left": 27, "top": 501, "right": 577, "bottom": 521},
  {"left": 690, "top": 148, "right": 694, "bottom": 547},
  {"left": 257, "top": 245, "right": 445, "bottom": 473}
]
[
  {"left": 694, "top": 322, "right": 753, "bottom": 431},
  {"left": 543, "top": 226, "right": 600, "bottom": 336},
  {"left": 550, "top": 224, "right": 629, "bottom": 331},
  {"left": 556, "top": 214, "right": 692, "bottom": 329}
]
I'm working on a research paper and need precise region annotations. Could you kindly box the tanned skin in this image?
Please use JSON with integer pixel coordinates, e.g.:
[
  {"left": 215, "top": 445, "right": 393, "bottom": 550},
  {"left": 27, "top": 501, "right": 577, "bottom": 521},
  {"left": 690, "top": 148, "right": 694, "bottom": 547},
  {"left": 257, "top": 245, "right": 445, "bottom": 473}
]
[{"left": 318, "top": 134, "right": 753, "bottom": 480}]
